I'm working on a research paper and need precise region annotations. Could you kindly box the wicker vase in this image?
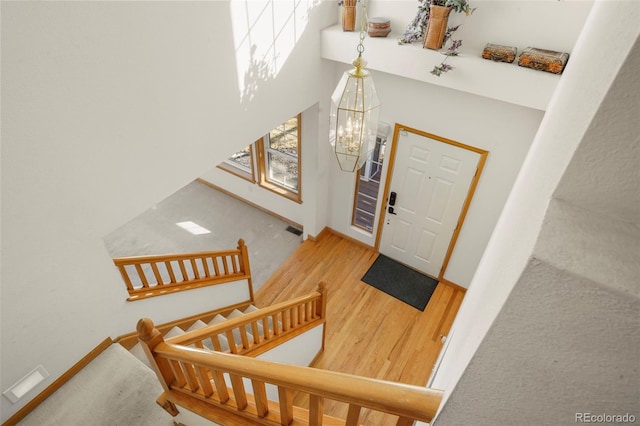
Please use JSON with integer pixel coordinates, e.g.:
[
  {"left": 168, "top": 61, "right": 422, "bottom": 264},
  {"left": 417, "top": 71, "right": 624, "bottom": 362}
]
[
  {"left": 342, "top": 0, "right": 357, "bottom": 32},
  {"left": 423, "top": 5, "right": 451, "bottom": 50}
]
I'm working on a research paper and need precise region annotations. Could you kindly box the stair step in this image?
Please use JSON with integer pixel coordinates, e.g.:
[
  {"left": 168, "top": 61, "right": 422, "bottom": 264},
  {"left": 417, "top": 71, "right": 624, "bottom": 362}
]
[
  {"left": 208, "top": 314, "right": 227, "bottom": 326},
  {"left": 165, "top": 326, "right": 187, "bottom": 339},
  {"left": 244, "top": 304, "right": 259, "bottom": 314},
  {"left": 185, "top": 319, "right": 207, "bottom": 332},
  {"left": 128, "top": 305, "right": 269, "bottom": 363}
]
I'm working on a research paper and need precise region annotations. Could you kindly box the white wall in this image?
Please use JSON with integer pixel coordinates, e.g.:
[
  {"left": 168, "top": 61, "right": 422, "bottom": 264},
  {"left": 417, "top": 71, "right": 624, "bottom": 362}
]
[
  {"left": 0, "top": 1, "right": 335, "bottom": 421},
  {"left": 430, "top": 0, "right": 640, "bottom": 415}
]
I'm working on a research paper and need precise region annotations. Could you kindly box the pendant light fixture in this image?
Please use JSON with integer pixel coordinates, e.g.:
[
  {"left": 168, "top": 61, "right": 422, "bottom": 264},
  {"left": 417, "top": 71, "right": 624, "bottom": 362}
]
[{"left": 329, "top": 0, "right": 380, "bottom": 172}]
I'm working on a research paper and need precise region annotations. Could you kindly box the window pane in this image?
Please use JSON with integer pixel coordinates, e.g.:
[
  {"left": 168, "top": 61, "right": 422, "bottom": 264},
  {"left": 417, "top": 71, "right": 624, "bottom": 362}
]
[
  {"left": 257, "top": 114, "right": 301, "bottom": 203},
  {"left": 352, "top": 134, "right": 386, "bottom": 232},
  {"left": 268, "top": 117, "right": 299, "bottom": 158},
  {"left": 226, "top": 146, "right": 253, "bottom": 172},
  {"left": 267, "top": 150, "right": 298, "bottom": 192}
]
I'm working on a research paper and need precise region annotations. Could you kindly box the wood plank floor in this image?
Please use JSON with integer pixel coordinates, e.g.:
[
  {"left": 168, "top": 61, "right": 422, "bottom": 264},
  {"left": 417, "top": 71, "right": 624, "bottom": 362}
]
[{"left": 254, "top": 230, "right": 465, "bottom": 425}]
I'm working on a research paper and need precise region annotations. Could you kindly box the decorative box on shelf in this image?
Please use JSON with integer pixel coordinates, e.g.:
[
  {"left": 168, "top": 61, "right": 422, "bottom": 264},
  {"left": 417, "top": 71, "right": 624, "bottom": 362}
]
[
  {"left": 368, "top": 17, "right": 391, "bottom": 38},
  {"left": 482, "top": 43, "right": 517, "bottom": 63},
  {"left": 518, "top": 47, "right": 570, "bottom": 74}
]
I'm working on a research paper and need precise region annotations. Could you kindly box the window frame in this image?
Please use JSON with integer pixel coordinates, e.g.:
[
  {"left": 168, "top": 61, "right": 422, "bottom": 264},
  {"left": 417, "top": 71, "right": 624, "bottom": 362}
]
[{"left": 256, "top": 114, "right": 302, "bottom": 203}]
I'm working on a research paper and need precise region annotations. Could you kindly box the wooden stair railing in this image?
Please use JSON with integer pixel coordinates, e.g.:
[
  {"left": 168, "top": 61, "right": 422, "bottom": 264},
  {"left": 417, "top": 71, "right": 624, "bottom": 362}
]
[
  {"left": 166, "top": 284, "right": 327, "bottom": 358},
  {"left": 113, "top": 239, "right": 254, "bottom": 301},
  {"left": 137, "top": 315, "right": 443, "bottom": 426}
]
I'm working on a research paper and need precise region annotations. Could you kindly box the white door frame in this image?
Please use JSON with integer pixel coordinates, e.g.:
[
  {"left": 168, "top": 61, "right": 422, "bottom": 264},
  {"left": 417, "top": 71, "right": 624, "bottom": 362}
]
[{"left": 375, "top": 124, "right": 488, "bottom": 281}]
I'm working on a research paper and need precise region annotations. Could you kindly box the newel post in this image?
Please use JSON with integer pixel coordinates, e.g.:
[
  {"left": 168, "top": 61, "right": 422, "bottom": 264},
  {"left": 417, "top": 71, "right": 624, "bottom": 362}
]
[
  {"left": 317, "top": 281, "right": 328, "bottom": 319},
  {"left": 237, "top": 238, "right": 255, "bottom": 302},
  {"left": 317, "top": 282, "right": 328, "bottom": 351},
  {"left": 137, "top": 318, "right": 179, "bottom": 416}
]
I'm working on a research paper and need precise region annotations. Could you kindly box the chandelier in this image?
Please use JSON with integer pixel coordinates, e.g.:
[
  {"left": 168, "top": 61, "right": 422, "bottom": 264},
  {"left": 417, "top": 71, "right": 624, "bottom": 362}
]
[{"left": 329, "top": 1, "right": 380, "bottom": 172}]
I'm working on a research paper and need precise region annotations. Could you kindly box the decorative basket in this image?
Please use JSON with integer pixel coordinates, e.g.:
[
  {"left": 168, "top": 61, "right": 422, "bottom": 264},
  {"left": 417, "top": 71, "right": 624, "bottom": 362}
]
[
  {"left": 518, "top": 47, "right": 570, "bottom": 74},
  {"left": 482, "top": 43, "right": 517, "bottom": 63}
]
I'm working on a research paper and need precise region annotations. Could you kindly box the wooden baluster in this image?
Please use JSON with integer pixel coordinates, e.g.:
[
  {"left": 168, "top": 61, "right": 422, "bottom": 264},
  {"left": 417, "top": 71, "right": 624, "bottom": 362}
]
[
  {"left": 345, "top": 404, "right": 362, "bottom": 426},
  {"left": 251, "top": 379, "right": 269, "bottom": 418},
  {"left": 212, "top": 256, "right": 221, "bottom": 277},
  {"left": 222, "top": 256, "right": 230, "bottom": 275},
  {"left": 202, "top": 256, "right": 212, "bottom": 278},
  {"left": 165, "top": 260, "right": 177, "bottom": 284},
  {"left": 229, "top": 374, "right": 248, "bottom": 410},
  {"left": 182, "top": 361, "right": 200, "bottom": 392},
  {"left": 178, "top": 259, "right": 189, "bottom": 282},
  {"left": 272, "top": 313, "right": 281, "bottom": 336},
  {"left": 297, "top": 304, "right": 304, "bottom": 324},
  {"left": 306, "top": 301, "right": 313, "bottom": 322},
  {"left": 195, "top": 365, "right": 214, "bottom": 397},
  {"left": 150, "top": 262, "right": 164, "bottom": 286},
  {"left": 239, "top": 326, "right": 250, "bottom": 349},
  {"left": 135, "top": 264, "right": 150, "bottom": 288},
  {"left": 169, "top": 359, "right": 187, "bottom": 388},
  {"left": 250, "top": 321, "right": 261, "bottom": 345},
  {"left": 231, "top": 254, "right": 239, "bottom": 274},
  {"left": 309, "top": 395, "right": 324, "bottom": 426},
  {"left": 282, "top": 310, "right": 290, "bottom": 332},
  {"left": 190, "top": 258, "right": 200, "bottom": 279},
  {"left": 262, "top": 317, "right": 271, "bottom": 339},
  {"left": 212, "top": 335, "right": 223, "bottom": 352},
  {"left": 225, "top": 330, "right": 238, "bottom": 354},
  {"left": 209, "top": 368, "right": 229, "bottom": 403},
  {"left": 277, "top": 386, "right": 293, "bottom": 426}
]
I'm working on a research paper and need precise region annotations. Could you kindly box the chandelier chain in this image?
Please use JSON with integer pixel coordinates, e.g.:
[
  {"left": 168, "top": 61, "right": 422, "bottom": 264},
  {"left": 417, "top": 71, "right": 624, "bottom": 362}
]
[{"left": 356, "top": 0, "right": 368, "bottom": 56}]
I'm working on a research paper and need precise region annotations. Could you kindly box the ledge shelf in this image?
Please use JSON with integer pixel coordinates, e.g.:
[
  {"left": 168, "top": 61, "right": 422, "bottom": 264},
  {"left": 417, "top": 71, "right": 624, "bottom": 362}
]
[{"left": 321, "top": 25, "right": 561, "bottom": 111}]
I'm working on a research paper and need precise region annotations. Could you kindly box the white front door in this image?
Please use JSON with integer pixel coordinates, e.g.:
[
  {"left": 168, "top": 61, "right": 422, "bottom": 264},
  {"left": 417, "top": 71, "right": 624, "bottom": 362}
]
[{"left": 379, "top": 128, "right": 482, "bottom": 278}]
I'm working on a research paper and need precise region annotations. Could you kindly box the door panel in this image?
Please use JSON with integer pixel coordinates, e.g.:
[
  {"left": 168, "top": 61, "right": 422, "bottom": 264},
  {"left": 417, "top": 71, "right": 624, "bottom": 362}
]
[{"left": 379, "top": 128, "right": 482, "bottom": 278}]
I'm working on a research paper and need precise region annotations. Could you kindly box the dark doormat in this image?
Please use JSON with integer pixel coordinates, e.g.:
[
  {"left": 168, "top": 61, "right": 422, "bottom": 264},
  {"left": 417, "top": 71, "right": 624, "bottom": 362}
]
[{"left": 361, "top": 255, "right": 438, "bottom": 311}]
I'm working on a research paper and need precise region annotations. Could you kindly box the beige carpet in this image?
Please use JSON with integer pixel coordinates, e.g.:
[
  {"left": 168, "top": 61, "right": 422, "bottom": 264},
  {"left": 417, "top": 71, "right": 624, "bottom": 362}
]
[
  {"left": 17, "top": 344, "right": 215, "bottom": 426},
  {"left": 104, "top": 180, "right": 302, "bottom": 293}
]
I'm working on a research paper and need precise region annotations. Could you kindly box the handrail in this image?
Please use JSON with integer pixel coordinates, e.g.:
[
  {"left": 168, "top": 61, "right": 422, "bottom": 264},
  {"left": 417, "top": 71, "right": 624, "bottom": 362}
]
[
  {"left": 137, "top": 297, "right": 443, "bottom": 426},
  {"left": 113, "top": 239, "right": 254, "bottom": 301},
  {"left": 166, "top": 284, "right": 327, "bottom": 357}
]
